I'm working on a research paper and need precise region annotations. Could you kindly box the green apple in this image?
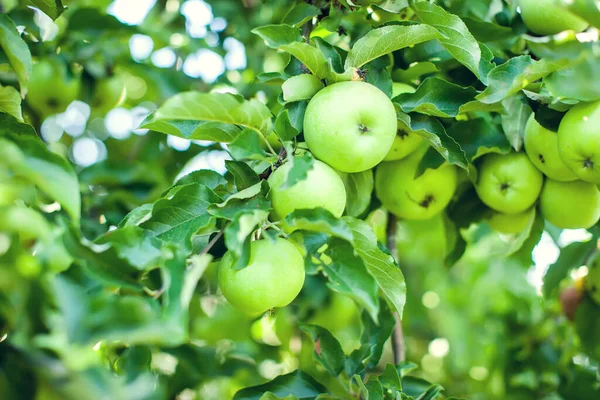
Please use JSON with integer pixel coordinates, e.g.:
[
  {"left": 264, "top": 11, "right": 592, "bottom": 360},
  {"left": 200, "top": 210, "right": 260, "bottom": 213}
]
[
  {"left": 487, "top": 208, "right": 535, "bottom": 234},
  {"left": 90, "top": 74, "right": 127, "bottom": 116},
  {"left": 557, "top": 101, "right": 600, "bottom": 184},
  {"left": 539, "top": 179, "right": 600, "bottom": 229},
  {"left": 26, "top": 58, "right": 81, "bottom": 118},
  {"left": 268, "top": 159, "right": 347, "bottom": 219},
  {"left": 303, "top": 81, "right": 397, "bottom": 173},
  {"left": 375, "top": 145, "right": 458, "bottom": 220},
  {"left": 384, "top": 83, "right": 424, "bottom": 162},
  {"left": 585, "top": 253, "right": 600, "bottom": 305},
  {"left": 282, "top": 74, "right": 324, "bottom": 103},
  {"left": 524, "top": 114, "right": 577, "bottom": 181},
  {"left": 518, "top": 0, "right": 588, "bottom": 35},
  {"left": 475, "top": 152, "right": 543, "bottom": 214},
  {"left": 218, "top": 238, "right": 305, "bottom": 314}
]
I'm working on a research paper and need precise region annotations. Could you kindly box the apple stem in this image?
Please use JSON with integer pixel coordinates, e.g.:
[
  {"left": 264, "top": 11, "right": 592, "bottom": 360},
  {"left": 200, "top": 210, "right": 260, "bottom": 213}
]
[{"left": 387, "top": 213, "right": 406, "bottom": 364}]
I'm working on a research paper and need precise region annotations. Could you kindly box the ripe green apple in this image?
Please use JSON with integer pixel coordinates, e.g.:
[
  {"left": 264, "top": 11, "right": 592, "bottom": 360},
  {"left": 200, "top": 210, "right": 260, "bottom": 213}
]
[
  {"left": 524, "top": 114, "right": 577, "bottom": 181},
  {"left": 384, "top": 83, "right": 424, "bottom": 162},
  {"left": 26, "top": 58, "right": 81, "bottom": 118},
  {"left": 585, "top": 253, "right": 600, "bottom": 305},
  {"left": 539, "top": 179, "right": 600, "bottom": 229},
  {"left": 557, "top": 101, "right": 600, "bottom": 184},
  {"left": 487, "top": 208, "right": 535, "bottom": 234},
  {"left": 268, "top": 159, "right": 347, "bottom": 219},
  {"left": 475, "top": 152, "right": 543, "bottom": 214},
  {"left": 218, "top": 238, "right": 305, "bottom": 314},
  {"left": 303, "top": 81, "right": 397, "bottom": 173},
  {"left": 375, "top": 145, "right": 458, "bottom": 220},
  {"left": 90, "top": 74, "right": 127, "bottom": 116},
  {"left": 518, "top": 0, "right": 588, "bottom": 35}
]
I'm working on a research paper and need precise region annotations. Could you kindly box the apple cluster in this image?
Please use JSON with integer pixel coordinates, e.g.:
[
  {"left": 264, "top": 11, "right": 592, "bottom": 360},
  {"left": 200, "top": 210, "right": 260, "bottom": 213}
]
[
  {"left": 476, "top": 102, "right": 600, "bottom": 234},
  {"left": 26, "top": 58, "right": 126, "bottom": 119}
]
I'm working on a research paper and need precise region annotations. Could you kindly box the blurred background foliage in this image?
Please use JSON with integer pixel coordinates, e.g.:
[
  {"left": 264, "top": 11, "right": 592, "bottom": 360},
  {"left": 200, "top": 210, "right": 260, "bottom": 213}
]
[{"left": 1, "top": 0, "right": 599, "bottom": 399}]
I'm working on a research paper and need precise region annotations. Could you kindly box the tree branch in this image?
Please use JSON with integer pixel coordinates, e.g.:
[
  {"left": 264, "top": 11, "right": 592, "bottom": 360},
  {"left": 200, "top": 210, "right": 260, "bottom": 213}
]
[{"left": 387, "top": 213, "right": 406, "bottom": 364}]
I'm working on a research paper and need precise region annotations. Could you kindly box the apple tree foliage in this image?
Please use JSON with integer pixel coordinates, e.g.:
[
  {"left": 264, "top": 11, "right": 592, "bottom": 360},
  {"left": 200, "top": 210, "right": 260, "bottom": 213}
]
[{"left": 1, "top": 0, "right": 600, "bottom": 399}]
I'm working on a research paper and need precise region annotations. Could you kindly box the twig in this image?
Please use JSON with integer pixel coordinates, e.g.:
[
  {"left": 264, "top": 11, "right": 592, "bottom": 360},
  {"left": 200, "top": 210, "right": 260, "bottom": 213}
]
[
  {"left": 199, "top": 222, "right": 230, "bottom": 256},
  {"left": 259, "top": 146, "right": 287, "bottom": 180},
  {"left": 387, "top": 213, "right": 406, "bottom": 364}
]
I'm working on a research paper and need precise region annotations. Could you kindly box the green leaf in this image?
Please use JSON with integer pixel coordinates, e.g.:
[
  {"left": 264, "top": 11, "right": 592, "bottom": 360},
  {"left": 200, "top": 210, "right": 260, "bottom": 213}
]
[
  {"left": 140, "top": 183, "right": 222, "bottom": 249},
  {"left": 0, "top": 14, "right": 32, "bottom": 95},
  {"left": 344, "top": 217, "right": 406, "bottom": 317},
  {"left": 544, "top": 52, "right": 600, "bottom": 102},
  {"left": 380, "top": 363, "right": 402, "bottom": 393},
  {"left": 225, "top": 160, "right": 260, "bottom": 191},
  {"left": 61, "top": 223, "right": 143, "bottom": 290},
  {"left": 252, "top": 25, "right": 331, "bottom": 80},
  {"left": 284, "top": 209, "right": 354, "bottom": 242},
  {"left": 0, "top": 84, "right": 23, "bottom": 121},
  {"left": 323, "top": 239, "right": 380, "bottom": 323},
  {"left": 225, "top": 209, "right": 270, "bottom": 270},
  {"left": 346, "top": 303, "right": 396, "bottom": 375},
  {"left": 500, "top": 95, "right": 532, "bottom": 151},
  {"left": 574, "top": 295, "right": 600, "bottom": 360},
  {"left": 338, "top": 169, "right": 374, "bottom": 217},
  {"left": 283, "top": 3, "right": 321, "bottom": 27},
  {"left": 299, "top": 324, "right": 345, "bottom": 375},
  {"left": 508, "top": 212, "right": 545, "bottom": 267},
  {"left": 394, "top": 77, "right": 478, "bottom": 118},
  {"left": 281, "top": 151, "right": 315, "bottom": 189},
  {"left": 95, "top": 226, "right": 165, "bottom": 271},
  {"left": 0, "top": 114, "right": 80, "bottom": 221},
  {"left": 228, "top": 129, "right": 269, "bottom": 161},
  {"left": 27, "top": 0, "right": 65, "bottom": 20},
  {"left": 142, "top": 92, "right": 273, "bottom": 140},
  {"left": 274, "top": 109, "right": 300, "bottom": 142},
  {"left": 233, "top": 370, "right": 327, "bottom": 400},
  {"left": 175, "top": 169, "right": 228, "bottom": 190},
  {"left": 344, "top": 24, "right": 439, "bottom": 69},
  {"left": 446, "top": 118, "right": 511, "bottom": 162},
  {"left": 406, "top": 113, "right": 469, "bottom": 171},
  {"left": 413, "top": 2, "right": 482, "bottom": 79},
  {"left": 543, "top": 240, "right": 597, "bottom": 297},
  {"left": 477, "top": 56, "right": 570, "bottom": 104},
  {"left": 252, "top": 24, "right": 302, "bottom": 47}
]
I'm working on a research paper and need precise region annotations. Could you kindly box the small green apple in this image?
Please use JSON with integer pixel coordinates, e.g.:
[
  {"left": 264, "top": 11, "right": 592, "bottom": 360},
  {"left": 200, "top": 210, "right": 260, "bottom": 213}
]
[
  {"left": 384, "top": 83, "right": 424, "bottom": 162},
  {"left": 303, "top": 81, "right": 397, "bottom": 173},
  {"left": 558, "top": 101, "right": 600, "bottom": 184},
  {"left": 539, "top": 179, "right": 600, "bottom": 229},
  {"left": 90, "top": 74, "right": 127, "bottom": 116},
  {"left": 585, "top": 253, "right": 600, "bottom": 305},
  {"left": 518, "top": 0, "right": 588, "bottom": 35},
  {"left": 282, "top": 74, "right": 324, "bottom": 103},
  {"left": 524, "top": 114, "right": 577, "bottom": 181},
  {"left": 487, "top": 208, "right": 535, "bottom": 234},
  {"left": 475, "top": 152, "right": 544, "bottom": 214},
  {"left": 268, "top": 159, "right": 347, "bottom": 219},
  {"left": 218, "top": 238, "right": 305, "bottom": 314},
  {"left": 26, "top": 58, "right": 81, "bottom": 118},
  {"left": 375, "top": 145, "right": 458, "bottom": 220}
]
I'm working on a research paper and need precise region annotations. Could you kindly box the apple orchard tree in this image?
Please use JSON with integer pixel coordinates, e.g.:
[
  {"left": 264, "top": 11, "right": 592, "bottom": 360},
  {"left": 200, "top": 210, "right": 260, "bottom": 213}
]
[{"left": 1, "top": 0, "right": 600, "bottom": 399}]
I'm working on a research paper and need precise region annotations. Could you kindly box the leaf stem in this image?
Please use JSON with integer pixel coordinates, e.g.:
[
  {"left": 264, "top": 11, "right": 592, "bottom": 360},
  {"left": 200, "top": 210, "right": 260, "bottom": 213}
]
[
  {"left": 199, "top": 222, "right": 230, "bottom": 256},
  {"left": 386, "top": 213, "right": 406, "bottom": 364}
]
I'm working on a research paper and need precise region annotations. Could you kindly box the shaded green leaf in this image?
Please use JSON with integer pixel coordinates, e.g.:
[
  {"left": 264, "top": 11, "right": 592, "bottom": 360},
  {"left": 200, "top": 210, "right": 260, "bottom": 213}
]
[
  {"left": 338, "top": 169, "right": 373, "bottom": 217},
  {"left": 233, "top": 370, "right": 327, "bottom": 400},
  {"left": 0, "top": 14, "right": 32, "bottom": 95},
  {"left": 299, "top": 324, "right": 345, "bottom": 375},
  {"left": 27, "top": 0, "right": 65, "bottom": 20},
  {"left": 395, "top": 77, "right": 478, "bottom": 118},
  {"left": 226, "top": 160, "right": 260, "bottom": 191},
  {"left": 543, "top": 239, "right": 597, "bottom": 297},
  {"left": 0, "top": 84, "right": 23, "bottom": 121},
  {"left": 0, "top": 114, "right": 80, "bottom": 220}
]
